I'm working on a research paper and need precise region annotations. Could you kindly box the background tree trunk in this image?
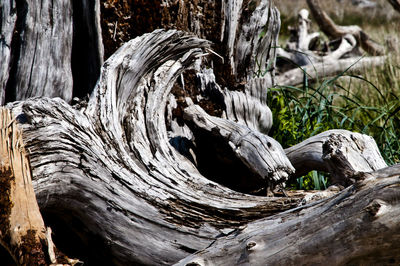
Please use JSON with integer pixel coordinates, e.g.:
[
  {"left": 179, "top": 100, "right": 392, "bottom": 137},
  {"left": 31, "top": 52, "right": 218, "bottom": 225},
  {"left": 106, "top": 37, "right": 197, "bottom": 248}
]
[
  {"left": 0, "top": 0, "right": 103, "bottom": 104},
  {"left": 1, "top": 0, "right": 399, "bottom": 265}
]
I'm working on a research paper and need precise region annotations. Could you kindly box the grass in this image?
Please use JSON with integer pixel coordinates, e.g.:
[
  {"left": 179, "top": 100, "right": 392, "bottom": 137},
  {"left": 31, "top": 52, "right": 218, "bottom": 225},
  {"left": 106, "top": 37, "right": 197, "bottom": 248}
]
[
  {"left": 269, "top": 0, "right": 400, "bottom": 190},
  {"left": 268, "top": 58, "right": 400, "bottom": 189},
  {"left": 276, "top": 0, "right": 400, "bottom": 42}
]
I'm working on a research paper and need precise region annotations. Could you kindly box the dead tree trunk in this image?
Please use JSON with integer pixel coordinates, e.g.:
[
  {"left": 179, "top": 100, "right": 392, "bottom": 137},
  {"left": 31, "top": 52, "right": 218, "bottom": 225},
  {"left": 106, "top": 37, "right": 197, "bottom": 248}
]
[
  {"left": 0, "top": 0, "right": 103, "bottom": 104},
  {"left": 0, "top": 109, "right": 79, "bottom": 265},
  {"left": 1, "top": 0, "right": 399, "bottom": 265}
]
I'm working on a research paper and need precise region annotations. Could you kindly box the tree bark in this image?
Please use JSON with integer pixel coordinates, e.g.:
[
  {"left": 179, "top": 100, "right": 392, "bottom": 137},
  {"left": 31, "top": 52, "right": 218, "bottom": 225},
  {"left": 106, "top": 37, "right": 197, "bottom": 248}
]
[{"left": 0, "top": 0, "right": 398, "bottom": 265}]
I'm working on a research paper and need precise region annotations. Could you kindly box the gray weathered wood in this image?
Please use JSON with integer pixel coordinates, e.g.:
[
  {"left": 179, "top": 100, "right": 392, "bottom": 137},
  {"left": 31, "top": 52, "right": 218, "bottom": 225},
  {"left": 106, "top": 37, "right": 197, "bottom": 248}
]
[
  {"left": 276, "top": 55, "right": 386, "bottom": 86},
  {"left": 196, "top": 68, "right": 273, "bottom": 134},
  {"left": 2, "top": 0, "right": 73, "bottom": 102},
  {"left": 275, "top": 6, "right": 386, "bottom": 86},
  {"left": 8, "top": 29, "right": 302, "bottom": 265},
  {"left": 8, "top": 29, "right": 394, "bottom": 264},
  {"left": 0, "top": 1, "right": 17, "bottom": 104},
  {"left": 0, "top": 0, "right": 103, "bottom": 103},
  {"left": 0, "top": 108, "right": 79, "bottom": 265},
  {"left": 2, "top": 0, "right": 398, "bottom": 265},
  {"left": 285, "top": 130, "right": 387, "bottom": 183},
  {"left": 183, "top": 104, "right": 294, "bottom": 193},
  {"left": 177, "top": 164, "right": 400, "bottom": 266},
  {"left": 306, "top": 0, "right": 385, "bottom": 55}
]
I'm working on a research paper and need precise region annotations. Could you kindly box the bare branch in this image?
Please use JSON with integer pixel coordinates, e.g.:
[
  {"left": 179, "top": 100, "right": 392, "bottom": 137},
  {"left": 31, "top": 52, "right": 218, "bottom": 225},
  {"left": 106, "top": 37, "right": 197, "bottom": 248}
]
[{"left": 306, "top": 0, "right": 385, "bottom": 55}]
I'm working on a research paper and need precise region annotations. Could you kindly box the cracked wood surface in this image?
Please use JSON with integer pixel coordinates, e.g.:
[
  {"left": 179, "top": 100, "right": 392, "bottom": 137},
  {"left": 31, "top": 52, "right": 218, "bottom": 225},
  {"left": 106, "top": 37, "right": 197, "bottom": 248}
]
[
  {"left": 0, "top": 108, "right": 78, "bottom": 265},
  {"left": 177, "top": 165, "right": 400, "bottom": 265},
  {"left": 0, "top": 0, "right": 103, "bottom": 103},
  {"left": 0, "top": 0, "right": 398, "bottom": 265},
  {"left": 8, "top": 30, "right": 302, "bottom": 265},
  {"left": 285, "top": 129, "right": 388, "bottom": 183}
]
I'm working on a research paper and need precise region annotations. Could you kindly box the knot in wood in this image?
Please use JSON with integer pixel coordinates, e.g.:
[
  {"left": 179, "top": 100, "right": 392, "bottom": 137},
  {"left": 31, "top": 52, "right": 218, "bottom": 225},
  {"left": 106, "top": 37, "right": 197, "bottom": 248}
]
[
  {"left": 246, "top": 241, "right": 257, "bottom": 250},
  {"left": 365, "top": 199, "right": 387, "bottom": 217}
]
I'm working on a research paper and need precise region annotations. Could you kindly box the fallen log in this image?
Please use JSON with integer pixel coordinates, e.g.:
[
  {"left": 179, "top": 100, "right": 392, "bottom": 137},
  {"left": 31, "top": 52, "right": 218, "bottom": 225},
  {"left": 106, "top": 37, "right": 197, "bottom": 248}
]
[
  {"left": 285, "top": 130, "right": 387, "bottom": 184},
  {"left": 177, "top": 164, "right": 400, "bottom": 265},
  {"left": 276, "top": 55, "right": 386, "bottom": 86},
  {"left": 4, "top": 29, "right": 392, "bottom": 265},
  {"left": 275, "top": 4, "right": 387, "bottom": 86}
]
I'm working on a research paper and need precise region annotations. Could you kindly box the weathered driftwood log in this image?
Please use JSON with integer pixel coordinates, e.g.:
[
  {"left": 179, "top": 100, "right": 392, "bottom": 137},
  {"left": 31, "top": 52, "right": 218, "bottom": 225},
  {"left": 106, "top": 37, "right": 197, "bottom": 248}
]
[
  {"left": 177, "top": 164, "right": 400, "bottom": 265},
  {"left": 275, "top": 6, "right": 387, "bottom": 86},
  {"left": 5, "top": 29, "right": 394, "bottom": 265},
  {"left": 0, "top": 109, "right": 78, "bottom": 265},
  {"left": 8, "top": 30, "right": 306, "bottom": 265},
  {"left": 277, "top": 9, "right": 357, "bottom": 67}
]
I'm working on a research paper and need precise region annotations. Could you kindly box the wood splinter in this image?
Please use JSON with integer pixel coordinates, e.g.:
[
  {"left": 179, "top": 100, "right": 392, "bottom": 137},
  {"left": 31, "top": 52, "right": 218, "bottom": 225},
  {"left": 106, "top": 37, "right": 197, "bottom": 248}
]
[{"left": 0, "top": 108, "right": 80, "bottom": 265}]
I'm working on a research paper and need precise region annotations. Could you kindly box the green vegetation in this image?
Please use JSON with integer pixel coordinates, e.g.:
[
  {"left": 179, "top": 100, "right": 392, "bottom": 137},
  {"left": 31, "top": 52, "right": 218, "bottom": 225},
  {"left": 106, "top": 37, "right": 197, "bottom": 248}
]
[
  {"left": 268, "top": 58, "right": 400, "bottom": 190},
  {"left": 269, "top": 0, "right": 400, "bottom": 190}
]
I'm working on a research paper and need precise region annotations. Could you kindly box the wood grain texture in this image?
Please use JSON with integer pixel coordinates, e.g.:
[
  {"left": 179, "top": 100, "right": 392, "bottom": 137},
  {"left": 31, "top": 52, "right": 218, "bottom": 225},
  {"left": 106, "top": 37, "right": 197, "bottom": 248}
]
[
  {"left": 9, "top": 29, "right": 302, "bottom": 265},
  {"left": 0, "top": 1, "right": 17, "bottom": 104},
  {"left": 0, "top": 0, "right": 103, "bottom": 103},
  {"left": 177, "top": 164, "right": 400, "bottom": 265},
  {"left": 8, "top": 30, "right": 394, "bottom": 264},
  {"left": 184, "top": 104, "right": 294, "bottom": 193},
  {"left": 285, "top": 129, "right": 387, "bottom": 181},
  {"left": 276, "top": 56, "right": 386, "bottom": 86},
  {"left": 0, "top": 108, "right": 77, "bottom": 265},
  {"left": 1, "top": 0, "right": 398, "bottom": 265}
]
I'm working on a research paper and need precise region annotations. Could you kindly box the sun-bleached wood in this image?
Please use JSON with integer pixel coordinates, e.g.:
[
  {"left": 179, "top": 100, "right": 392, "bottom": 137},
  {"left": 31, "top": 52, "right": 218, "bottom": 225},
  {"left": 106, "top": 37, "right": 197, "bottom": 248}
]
[
  {"left": 285, "top": 130, "right": 387, "bottom": 183},
  {"left": 276, "top": 55, "right": 386, "bottom": 86},
  {"left": 8, "top": 29, "right": 304, "bottom": 265},
  {"left": 275, "top": 6, "right": 386, "bottom": 86},
  {"left": 0, "top": 109, "right": 78, "bottom": 265},
  {"left": 0, "top": 0, "right": 103, "bottom": 104},
  {"left": 7, "top": 30, "right": 396, "bottom": 264},
  {"left": 1, "top": 0, "right": 398, "bottom": 264},
  {"left": 196, "top": 69, "right": 273, "bottom": 134},
  {"left": 306, "top": 0, "right": 385, "bottom": 55},
  {"left": 183, "top": 104, "right": 294, "bottom": 193},
  {"left": 277, "top": 8, "right": 357, "bottom": 66},
  {"left": 177, "top": 164, "right": 400, "bottom": 266}
]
